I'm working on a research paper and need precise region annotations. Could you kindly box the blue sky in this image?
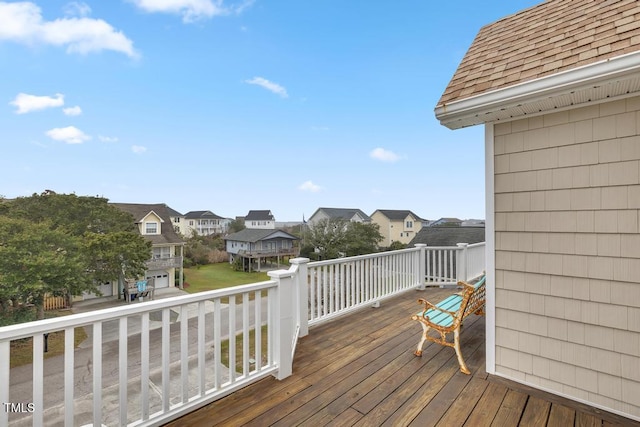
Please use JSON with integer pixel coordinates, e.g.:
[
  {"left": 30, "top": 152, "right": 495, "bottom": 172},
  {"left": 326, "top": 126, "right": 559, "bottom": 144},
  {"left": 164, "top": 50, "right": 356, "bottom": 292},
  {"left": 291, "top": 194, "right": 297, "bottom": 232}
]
[{"left": 1, "top": 0, "right": 541, "bottom": 221}]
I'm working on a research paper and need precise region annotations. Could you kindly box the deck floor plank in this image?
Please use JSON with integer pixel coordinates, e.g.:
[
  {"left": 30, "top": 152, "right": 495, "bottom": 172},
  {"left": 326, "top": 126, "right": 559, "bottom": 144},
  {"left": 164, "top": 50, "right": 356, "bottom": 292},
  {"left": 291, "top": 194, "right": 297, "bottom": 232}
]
[
  {"left": 268, "top": 325, "right": 423, "bottom": 426},
  {"left": 547, "top": 403, "right": 576, "bottom": 426},
  {"left": 432, "top": 374, "right": 490, "bottom": 427},
  {"left": 408, "top": 328, "right": 487, "bottom": 427},
  {"left": 463, "top": 380, "right": 509, "bottom": 426},
  {"left": 490, "top": 389, "right": 528, "bottom": 426},
  {"left": 352, "top": 313, "right": 482, "bottom": 416},
  {"left": 359, "top": 318, "right": 486, "bottom": 426},
  {"left": 577, "top": 410, "right": 605, "bottom": 427},
  {"left": 520, "top": 395, "right": 551, "bottom": 427},
  {"left": 164, "top": 289, "right": 640, "bottom": 427}
]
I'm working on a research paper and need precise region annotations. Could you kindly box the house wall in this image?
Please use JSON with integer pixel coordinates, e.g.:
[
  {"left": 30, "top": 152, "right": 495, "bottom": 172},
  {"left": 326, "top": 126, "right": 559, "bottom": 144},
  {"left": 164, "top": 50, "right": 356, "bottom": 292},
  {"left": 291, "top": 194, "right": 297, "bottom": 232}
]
[
  {"left": 370, "top": 212, "right": 420, "bottom": 247},
  {"left": 492, "top": 96, "right": 640, "bottom": 419},
  {"left": 370, "top": 211, "right": 392, "bottom": 246},
  {"left": 139, "top": 212, "right": 163, "bottom": 235}
]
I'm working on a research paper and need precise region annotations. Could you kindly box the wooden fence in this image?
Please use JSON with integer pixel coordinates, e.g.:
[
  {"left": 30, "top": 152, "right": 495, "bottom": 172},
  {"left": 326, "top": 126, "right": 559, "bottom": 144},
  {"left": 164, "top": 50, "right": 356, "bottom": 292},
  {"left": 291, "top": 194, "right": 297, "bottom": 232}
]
[{"left": 43, "top": 295, "right": 69, "bottom": 311}]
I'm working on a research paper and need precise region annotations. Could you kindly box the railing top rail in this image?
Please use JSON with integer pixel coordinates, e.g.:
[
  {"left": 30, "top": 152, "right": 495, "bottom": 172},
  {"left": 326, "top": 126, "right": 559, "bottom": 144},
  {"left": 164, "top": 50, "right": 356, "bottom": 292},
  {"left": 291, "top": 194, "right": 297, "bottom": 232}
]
[
  {"left": 422, "top": 245, "right": 465, "bottom": 251},
  {"left": 467, "top": 242, "right": 486, "bottom": 249},
  {"left": 0, "top": 280, "right": 276, "bottom": 342},
  {"left": 308, "top": 247, "right": 421, "bottom": 267}
]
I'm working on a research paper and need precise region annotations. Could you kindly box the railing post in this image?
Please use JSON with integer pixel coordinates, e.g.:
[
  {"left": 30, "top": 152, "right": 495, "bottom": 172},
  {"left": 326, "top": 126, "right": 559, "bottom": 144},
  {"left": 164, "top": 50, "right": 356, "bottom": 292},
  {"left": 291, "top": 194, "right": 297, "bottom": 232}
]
[
  {"left": 457, "top": 243, "right": 468, "bottom": 282},
  {"left": 0, "top": 342, "right": 8, "bottom": 427},
  {"left": 268, "top": 268, "right": 295, "bottom": 380},
  {"left": 414, "top": 244, "right": 426, "bottom": 290},
  {"left": 290, "top": 257, "right": 310, "bottom": 338}
]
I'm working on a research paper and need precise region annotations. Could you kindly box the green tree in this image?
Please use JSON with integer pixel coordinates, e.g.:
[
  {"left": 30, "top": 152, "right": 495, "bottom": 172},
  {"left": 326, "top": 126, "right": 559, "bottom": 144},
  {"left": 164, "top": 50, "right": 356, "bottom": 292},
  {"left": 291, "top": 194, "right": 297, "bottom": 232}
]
[
  {"left": 344, "top": 221, "right": 383, "bottom": 256},
  {"left": 388, "top": 240, "right": 408, "bottom": 251},
  {"left": 184, "top": 233, "right": 226, "bottom": 266},
  {"left": 306, "top": 218, "right": 348, "bottom": 260},
  {"left": 0, "top": 217, "right": 86, "bottom": 319},
  {"left": 83, "top": 231, "right": 151, "bottom": 284},
  {"left": 0, "top": 192, "right": 151, "bottom": 319},
  {"left": 228, "top": 219, "right": 246, "bottom": 233},
  {"left": 306, "top": 219, "right": 384, "bottom": 260}
]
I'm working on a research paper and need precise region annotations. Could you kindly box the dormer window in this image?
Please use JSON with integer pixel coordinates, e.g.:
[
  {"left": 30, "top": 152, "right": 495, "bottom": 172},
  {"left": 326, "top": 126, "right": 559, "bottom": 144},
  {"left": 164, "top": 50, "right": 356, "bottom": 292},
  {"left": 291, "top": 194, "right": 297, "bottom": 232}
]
[{"left": 145, "top": 222, "right": 159, "bottom": 234}]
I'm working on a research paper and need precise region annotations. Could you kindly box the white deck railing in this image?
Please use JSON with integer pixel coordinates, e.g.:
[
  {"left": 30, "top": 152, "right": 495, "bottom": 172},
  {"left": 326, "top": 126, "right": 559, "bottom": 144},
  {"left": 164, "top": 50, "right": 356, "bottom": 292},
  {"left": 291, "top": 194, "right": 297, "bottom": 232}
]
[
  {"left": 0, "top": 242, "right": 483, "bottom": 426},
  {"left": 307, "top": 247, "right": 422, "bottom": 326}
]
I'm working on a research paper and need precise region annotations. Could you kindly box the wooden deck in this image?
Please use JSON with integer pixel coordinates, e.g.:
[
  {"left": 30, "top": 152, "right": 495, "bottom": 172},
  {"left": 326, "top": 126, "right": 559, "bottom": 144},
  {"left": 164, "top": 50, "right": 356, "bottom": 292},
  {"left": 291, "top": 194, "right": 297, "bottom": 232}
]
[{"left": 165, "top": 287, "right": 638, "bottom": 426}]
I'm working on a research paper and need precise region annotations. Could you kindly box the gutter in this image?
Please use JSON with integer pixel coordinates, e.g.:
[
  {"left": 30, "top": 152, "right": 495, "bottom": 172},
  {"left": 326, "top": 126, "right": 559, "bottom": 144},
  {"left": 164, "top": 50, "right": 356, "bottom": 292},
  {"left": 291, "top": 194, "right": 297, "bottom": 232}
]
[{"left": 435, "top": 50, "right": 640, "bottom": 129}]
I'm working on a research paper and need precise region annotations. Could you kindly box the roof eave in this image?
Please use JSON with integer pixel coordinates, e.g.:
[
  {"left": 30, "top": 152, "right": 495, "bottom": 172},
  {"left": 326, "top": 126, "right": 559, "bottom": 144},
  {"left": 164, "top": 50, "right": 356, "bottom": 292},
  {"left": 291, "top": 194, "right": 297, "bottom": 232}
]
[{"left": 436, "top": 50, "right": 640, "bottom": 130}]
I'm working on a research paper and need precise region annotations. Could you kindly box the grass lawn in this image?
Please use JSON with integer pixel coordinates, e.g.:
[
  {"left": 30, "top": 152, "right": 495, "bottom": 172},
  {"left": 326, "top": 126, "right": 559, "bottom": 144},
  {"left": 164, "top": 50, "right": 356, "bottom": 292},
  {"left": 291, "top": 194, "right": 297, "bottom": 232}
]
[
  {"left": 183, "top": 262, "right": 270, "bottom": 294},
  {"left": 221, "top": 325, "right": 269, "bottom": 373}
]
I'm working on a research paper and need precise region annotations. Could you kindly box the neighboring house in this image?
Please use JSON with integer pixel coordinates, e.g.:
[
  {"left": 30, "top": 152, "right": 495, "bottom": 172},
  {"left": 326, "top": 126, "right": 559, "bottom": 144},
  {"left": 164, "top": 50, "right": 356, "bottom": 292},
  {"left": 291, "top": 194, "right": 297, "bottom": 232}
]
[
  {"left": 112, "top": 203, "right": 185, "bottom": 293},
  {"left": 409, "top": 225, "right": 485, "bottom": 247},
  {"left": 429, "top": 217, "right": 462, "bottom": 227},
  {"left": 244, "top": 210, "right": 276, "bottom": 229},
  {"left": 370, "top": 209, "right": 423, "bottom": 247},
  {"left": 461, "top": 219, "right": 485, "bottom": 227},
  {"left": 164, "top": 205, "right": 184, "bottom": 235},
  {"left": 183, "top": 210, "right": 228, "bottom": 236},
  {"left": 420, "top": 218, "right": 433, "bottom": 228},
  {"left": 307, "top": 207, "right": 371, "bottom": 228},
  {"left": 436, "top": 0, "right": 640, "bottom": 421},
  {"left": 223, "top": 228, "right": 299, "bottom": 271}
]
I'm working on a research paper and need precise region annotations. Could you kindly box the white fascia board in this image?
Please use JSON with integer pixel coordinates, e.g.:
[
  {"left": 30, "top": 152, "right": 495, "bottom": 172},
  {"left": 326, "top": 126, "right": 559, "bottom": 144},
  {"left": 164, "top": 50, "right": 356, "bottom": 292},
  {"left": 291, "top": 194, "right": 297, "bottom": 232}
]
[{"left": 436, "top": 50, "right": 640, "bottom": 129}]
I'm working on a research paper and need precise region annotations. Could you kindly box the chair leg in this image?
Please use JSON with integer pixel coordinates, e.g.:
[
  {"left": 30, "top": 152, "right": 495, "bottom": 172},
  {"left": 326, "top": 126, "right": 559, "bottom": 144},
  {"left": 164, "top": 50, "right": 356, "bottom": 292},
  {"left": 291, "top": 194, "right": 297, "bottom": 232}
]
[
  {"left": 453, "top": 327, "right": 470, "bottom": 374},
  {"left": 414, "top": 324, "right": 430, "bottom": 357}
]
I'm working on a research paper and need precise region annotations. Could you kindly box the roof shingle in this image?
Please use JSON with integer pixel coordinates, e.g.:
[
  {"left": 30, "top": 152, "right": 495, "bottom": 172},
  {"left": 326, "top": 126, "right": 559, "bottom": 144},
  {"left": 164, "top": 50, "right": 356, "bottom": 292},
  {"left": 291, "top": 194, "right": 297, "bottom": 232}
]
[{"left": 438, "top": 0, "right": 640, "bottom": 108}]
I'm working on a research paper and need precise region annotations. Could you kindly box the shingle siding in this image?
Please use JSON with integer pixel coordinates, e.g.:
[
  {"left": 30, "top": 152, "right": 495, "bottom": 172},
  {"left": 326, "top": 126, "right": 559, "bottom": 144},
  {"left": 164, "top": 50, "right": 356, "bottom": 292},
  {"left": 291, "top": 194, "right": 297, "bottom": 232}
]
[{"left": 494, "top": 95, "right": 640, "bottom": 417}]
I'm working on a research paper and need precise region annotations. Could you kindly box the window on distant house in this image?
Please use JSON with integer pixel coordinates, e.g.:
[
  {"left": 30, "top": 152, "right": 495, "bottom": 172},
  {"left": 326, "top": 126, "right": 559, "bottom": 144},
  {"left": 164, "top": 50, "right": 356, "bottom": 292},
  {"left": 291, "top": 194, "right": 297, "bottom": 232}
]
[
  {"left": 174, "top": 217, "right": 180, "bottom": 223},
  {"left": 189, "top": 220, "right": 194, "bottom": 226},
  {"left": 406, "top": 221, "right": 413, "bottom": 228},
  {"left": 145, "top": 222, "right": 158, "bottom": 234}
]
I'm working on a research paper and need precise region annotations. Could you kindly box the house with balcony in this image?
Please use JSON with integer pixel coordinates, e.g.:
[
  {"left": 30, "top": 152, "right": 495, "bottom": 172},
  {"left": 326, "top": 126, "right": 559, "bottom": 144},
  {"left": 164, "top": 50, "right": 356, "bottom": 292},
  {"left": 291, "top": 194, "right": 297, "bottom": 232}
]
[
  {"left": 244, "top": 210, "right": 276, "bottom": 229},
  {"left": 224, "top": 228, "right": 299, "bottom": 271},
  {"left": 370, "top": 209, "right": 423, "bottom": 247},
  {"left": 435, "top": 0, "right": 640, "bottom": 421},
  {"left": 112, "top": 203, "right": 185, "bottom": 290},
  {"left": 306, "top": 207, "right": 371, "bottom": 228},
  {"left": 182, "top": 210, "right": 228, "bottom": 236}
]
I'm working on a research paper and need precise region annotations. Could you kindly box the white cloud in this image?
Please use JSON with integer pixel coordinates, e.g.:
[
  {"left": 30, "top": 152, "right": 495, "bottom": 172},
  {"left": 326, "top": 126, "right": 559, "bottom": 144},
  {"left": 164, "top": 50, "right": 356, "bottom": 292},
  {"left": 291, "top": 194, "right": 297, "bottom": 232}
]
[
  {"left": 45, "top": 126, "right": 91, "bottom": 144},
  {"left": 63, "top": 2, "right": 91, "bottom": 18},
  {"left": 130, "top": 0, "right": 253, "bottom": 23},
  {"left": 298, "top": 180, "right": 322, "bottom": 193},
  {"left": 10, "top": 92, "right": 64, "bottom": 114},
  {"left": 0, "top": 2, "right": 137, "bottom": 57},
  {"left": 245, "top": 77, "right": 288, "bottom": 98},
  {"left": 370, "top": 147, "right": 400, "bottom": 163},
  {"left": 98, "top": 135, "right": 118, "bottom": 142},
  {"left": 63, "top": 105, "right": 82, "bottom": 116},
  {"left": 131, "top": 145, "right": 147, "bottom": 154}
]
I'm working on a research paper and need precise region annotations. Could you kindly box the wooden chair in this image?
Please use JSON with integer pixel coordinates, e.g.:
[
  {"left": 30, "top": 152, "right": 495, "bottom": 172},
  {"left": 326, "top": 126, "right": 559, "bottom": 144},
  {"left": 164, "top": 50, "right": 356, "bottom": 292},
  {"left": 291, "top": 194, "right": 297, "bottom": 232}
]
[{"left": 411, "top": 275, "right": 486, "bottom": 374}]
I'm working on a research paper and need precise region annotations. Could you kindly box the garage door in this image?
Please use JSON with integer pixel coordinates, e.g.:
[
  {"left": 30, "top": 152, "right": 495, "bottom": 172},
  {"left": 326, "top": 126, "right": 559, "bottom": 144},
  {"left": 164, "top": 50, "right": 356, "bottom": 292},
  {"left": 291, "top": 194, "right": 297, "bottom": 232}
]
[
  {"left": 83, "top": 281, "right": 114, "bottom": 300},
  {"left": 147, "top": 271, "right": 170, "bottom": 288}
]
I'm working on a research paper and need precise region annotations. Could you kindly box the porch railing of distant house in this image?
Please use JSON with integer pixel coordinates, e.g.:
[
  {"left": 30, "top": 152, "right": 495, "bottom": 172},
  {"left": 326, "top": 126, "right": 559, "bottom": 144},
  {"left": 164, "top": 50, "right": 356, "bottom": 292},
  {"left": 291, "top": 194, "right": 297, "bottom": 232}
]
[
  {"left": 146, "top": 255, "right": 183, "bottom": 270},
  {"left": 0, "top": 242, "right": 483, "bottom": 427}
]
